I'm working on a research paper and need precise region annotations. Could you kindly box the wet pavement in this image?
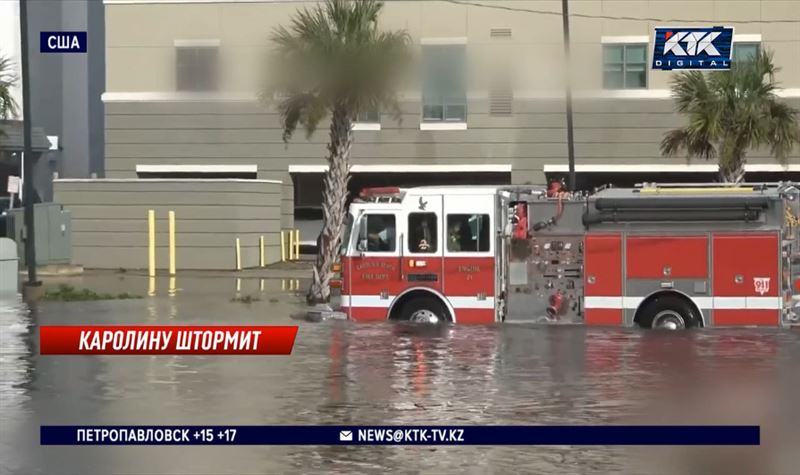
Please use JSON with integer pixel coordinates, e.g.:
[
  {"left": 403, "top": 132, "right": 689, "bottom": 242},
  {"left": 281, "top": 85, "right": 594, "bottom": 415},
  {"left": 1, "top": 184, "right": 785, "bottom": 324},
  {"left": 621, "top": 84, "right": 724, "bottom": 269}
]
[{"left": 3, "top": 273, "right": 800, "bottom": 474}]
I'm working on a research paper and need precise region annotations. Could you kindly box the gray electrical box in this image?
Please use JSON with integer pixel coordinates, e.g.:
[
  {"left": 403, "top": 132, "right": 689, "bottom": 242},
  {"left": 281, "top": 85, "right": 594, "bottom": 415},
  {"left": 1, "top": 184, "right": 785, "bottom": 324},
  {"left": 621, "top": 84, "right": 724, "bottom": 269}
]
[
  {"left": 6, "top": 203, "right": 72, "bottom": 266},
  {"left": 0, "top": 238, "right": 18, "bottom": 295}
]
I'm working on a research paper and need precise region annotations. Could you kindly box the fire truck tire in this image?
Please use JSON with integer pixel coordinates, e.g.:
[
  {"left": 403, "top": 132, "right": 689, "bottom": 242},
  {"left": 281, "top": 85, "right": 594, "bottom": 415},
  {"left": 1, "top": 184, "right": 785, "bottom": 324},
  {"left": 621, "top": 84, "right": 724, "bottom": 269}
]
[
  {"left": 397, "top": 297, "right": 450, "bottom": 324},
  {"left": 637, "top": 295, "right": 698, "bottom": 330}
]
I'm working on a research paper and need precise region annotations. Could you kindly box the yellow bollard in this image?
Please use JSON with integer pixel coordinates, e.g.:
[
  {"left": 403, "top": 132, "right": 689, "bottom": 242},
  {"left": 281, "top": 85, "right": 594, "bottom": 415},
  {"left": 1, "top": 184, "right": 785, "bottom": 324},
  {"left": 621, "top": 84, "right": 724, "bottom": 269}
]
[
  {"left": 294, "top": 229, "right": 300, "bottom": 260},
  {"left": 259, "top": 235, "right": 265, "bottom": 267},
  {"left": 280, "top": 231, "right": 287, "bottom": 262},
  {"left": 287, "top": 230, "right": 294, "bottom": 261},
  {"left": 281, "top": 279, "right": 286, "bottom": 291},
  {"left": 168, "top": 210, "right": 176, "bottom": 276},
  {"left": 168, "top": 276, "right": 176, "bottom": 297},
  {"left": 147, "top": 209, "right": 156, "bottom": 277},
  {"left": 235, "top": 237, "right": 242, "bottom": 270}
]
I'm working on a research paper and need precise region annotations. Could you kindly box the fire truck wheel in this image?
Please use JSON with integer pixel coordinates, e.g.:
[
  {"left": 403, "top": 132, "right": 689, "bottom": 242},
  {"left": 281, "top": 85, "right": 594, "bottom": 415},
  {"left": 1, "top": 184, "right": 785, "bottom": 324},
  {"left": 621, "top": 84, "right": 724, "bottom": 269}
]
[
  {"left": 638, "top": 295, "right": 698, "bottom": 330},
  {"left": 399, "top": 297, "right": 450, "bottom": 324}
]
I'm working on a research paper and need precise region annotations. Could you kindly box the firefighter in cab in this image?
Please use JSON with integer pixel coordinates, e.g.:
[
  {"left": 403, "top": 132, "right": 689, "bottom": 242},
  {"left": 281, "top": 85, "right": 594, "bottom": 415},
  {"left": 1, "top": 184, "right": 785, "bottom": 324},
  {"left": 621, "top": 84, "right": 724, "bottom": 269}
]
[{"left": 364, "top": 216, "right": 395, "bottom": 252}]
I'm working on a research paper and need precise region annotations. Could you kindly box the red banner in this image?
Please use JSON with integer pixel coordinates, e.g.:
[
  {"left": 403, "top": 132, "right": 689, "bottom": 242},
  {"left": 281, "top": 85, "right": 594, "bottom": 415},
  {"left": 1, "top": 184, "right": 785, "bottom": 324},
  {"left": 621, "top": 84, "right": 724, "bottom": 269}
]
[{"left": 40, "top": 325, "right": 298, "bottom": 355}]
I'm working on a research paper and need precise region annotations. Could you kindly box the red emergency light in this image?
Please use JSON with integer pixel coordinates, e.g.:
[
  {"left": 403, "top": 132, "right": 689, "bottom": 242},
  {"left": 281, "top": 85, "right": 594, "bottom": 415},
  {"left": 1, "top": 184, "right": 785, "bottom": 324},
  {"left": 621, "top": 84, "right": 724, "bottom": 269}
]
[{"left": 358, "top": 187, "right": 401, "bottom": 198}]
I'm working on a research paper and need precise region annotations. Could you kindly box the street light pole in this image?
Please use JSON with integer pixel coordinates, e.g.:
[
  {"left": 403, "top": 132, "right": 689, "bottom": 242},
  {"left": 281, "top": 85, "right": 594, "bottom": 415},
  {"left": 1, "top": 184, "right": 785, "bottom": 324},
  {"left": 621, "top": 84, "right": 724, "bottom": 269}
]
[
  {"left": 561, "top": 0, "right": 576, "bottom": 191},
  {"left": 18, "top": 0, "right": 39, "bottom": 287}
]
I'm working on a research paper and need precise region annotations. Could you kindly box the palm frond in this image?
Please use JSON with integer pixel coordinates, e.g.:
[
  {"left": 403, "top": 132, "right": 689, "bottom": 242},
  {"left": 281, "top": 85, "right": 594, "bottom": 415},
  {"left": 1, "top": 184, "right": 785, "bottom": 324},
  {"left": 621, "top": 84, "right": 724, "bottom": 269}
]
[
  {"left": 763, "top": 99, "right": 800, "bottom": 164},
  {"left": 663, "top": 48, "right": 798, "bottom": 181},
  {"left": 265, "top": 0, "right": 410, "bottom": 142},
  {"left": 0, "top": 54, "right": 19, "bottom": 121},
  {"left": 670, "top": 71, "right": 711, "bottom": 113},
  {"left": 276, "top": 92, "right": 326, "bottom": 142},
  {"left": 660, "top": 127, "right": 716, "bottom": 160}
]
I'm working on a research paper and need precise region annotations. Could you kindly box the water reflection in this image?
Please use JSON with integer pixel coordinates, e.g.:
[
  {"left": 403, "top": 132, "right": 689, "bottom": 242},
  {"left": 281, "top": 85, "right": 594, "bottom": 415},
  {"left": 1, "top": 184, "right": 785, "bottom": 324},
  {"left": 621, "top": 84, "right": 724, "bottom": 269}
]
[
  {"left": 2, "top": 277, "right": 800, "bottom": 474},
  {"left": 0, "top": 296, "right": 33, "bottom": 412}
]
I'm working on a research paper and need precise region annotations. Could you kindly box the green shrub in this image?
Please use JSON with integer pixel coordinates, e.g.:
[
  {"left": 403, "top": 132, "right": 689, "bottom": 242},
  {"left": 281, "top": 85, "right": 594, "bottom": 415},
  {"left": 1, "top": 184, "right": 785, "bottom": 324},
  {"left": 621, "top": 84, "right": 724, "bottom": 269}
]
[{"left": 41, "top": 284, "right": 142, "bottom": 302}]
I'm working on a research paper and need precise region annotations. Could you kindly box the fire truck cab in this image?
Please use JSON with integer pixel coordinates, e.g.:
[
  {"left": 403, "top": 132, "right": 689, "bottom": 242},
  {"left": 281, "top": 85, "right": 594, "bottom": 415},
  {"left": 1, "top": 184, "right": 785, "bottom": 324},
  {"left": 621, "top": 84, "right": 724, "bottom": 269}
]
[{"left": 339, "top": 182, "right": 800, "bottom": 329}]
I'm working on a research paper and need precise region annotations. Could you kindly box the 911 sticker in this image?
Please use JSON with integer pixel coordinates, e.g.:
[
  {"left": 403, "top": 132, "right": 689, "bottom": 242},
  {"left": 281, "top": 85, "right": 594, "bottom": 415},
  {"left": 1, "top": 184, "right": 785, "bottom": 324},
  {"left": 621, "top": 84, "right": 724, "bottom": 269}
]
[{"left": 754, "top": 277, "right": 770, "bottom": 295}]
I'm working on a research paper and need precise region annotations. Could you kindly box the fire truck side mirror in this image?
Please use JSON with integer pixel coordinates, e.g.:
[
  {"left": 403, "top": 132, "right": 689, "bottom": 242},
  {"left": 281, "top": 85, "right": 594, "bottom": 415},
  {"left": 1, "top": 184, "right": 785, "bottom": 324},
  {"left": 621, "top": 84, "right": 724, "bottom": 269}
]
[{"left": 355, "top": 210, "right": 368, "bottom": 254}]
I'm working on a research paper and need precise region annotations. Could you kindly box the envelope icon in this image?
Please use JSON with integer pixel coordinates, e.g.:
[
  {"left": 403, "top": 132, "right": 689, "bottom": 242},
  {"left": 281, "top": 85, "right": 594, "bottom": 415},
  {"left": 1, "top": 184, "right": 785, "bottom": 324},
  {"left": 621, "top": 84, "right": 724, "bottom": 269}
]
[{"left": 339, "top": 430, "right": 353, "bottom": 442}]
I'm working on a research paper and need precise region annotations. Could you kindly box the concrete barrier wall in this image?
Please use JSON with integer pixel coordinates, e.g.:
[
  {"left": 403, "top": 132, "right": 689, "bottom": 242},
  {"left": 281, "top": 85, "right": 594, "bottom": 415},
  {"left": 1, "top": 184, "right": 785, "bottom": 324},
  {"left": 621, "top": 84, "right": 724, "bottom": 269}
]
[{"left": 53, "top": 178, "right": 283, "bottom": 270}]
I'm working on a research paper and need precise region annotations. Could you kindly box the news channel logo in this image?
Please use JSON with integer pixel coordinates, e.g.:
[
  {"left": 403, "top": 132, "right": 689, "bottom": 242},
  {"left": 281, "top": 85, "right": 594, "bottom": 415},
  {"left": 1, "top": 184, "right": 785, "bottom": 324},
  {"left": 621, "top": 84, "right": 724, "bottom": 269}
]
[{"left": 652, "top": 26, "right": 734, "bottom": 71}]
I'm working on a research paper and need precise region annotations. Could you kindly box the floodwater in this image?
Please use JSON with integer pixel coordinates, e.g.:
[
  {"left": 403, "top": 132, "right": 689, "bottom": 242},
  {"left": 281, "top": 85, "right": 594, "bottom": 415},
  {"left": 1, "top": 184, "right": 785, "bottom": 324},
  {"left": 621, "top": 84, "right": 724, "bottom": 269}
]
[{"left": 3, "top": 273, "right": 800, "bottom": 474}]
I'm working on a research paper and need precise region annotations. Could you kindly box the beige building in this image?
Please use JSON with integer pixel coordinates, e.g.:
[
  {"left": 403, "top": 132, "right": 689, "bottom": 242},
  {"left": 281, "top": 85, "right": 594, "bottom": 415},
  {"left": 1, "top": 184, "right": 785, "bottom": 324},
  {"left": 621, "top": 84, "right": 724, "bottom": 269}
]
[{"left": 96, "top": 0, "right": 800, "bottom": 253}]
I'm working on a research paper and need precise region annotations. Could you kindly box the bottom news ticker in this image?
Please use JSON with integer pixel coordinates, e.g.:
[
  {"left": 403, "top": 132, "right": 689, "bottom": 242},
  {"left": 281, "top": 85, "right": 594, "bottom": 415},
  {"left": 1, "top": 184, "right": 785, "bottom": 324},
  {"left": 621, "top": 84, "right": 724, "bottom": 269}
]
[{"left": 39, "top": 425, "right": 760, "bottom": 446}]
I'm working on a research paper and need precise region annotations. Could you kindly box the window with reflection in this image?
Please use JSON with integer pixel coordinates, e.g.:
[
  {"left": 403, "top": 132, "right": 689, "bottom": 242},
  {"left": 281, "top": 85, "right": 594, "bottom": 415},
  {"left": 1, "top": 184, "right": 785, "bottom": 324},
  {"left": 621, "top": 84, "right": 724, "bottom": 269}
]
[{"left": 446, "top": 214, "right": 490, "bottom": 252}]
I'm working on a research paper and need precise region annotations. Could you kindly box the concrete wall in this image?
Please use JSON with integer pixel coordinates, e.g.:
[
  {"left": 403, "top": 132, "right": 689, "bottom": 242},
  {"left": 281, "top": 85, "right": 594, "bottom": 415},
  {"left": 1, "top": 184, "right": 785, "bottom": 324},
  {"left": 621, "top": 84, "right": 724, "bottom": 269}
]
[
  {"left": 104, "top": 96, "right": 800, "bottom": 188},
  {"left": 104, "top": 0, "right": 800, "bottom": 93},
  {"left": 102, "top": 0, "right": 800, "bottom": 194},
  {"left": 53, "top": 178, "right": 283, "bottom": 270}
]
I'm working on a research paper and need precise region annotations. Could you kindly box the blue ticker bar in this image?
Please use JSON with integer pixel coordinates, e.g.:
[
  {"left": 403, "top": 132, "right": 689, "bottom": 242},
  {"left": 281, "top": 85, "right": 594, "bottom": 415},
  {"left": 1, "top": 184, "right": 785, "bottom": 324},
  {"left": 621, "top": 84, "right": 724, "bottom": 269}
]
[{"left": 40, "top": 425, "right": 760, "bottom": 446}]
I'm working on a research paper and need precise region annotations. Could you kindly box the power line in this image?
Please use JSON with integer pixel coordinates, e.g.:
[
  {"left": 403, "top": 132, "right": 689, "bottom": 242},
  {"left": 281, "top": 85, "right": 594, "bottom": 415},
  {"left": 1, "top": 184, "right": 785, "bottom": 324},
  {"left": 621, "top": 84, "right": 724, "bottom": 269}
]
[{"left": 444, "top": 0, "right": 800, "bottom": 24}]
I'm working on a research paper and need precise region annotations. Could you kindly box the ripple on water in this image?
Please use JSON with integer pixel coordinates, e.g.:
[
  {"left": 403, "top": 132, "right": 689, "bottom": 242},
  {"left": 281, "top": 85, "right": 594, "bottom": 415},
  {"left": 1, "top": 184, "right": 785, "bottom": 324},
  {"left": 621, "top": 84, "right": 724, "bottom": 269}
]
[{"left": 3, "top": 283, "right": 800, "bottom": 474}]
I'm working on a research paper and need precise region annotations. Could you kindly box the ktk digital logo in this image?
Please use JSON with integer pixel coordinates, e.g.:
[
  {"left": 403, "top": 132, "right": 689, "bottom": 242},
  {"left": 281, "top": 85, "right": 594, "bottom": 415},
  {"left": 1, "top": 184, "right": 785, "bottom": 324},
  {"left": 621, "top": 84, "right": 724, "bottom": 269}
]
[{"left": 652, "top": 26, "right": 734, "bottom": 71}]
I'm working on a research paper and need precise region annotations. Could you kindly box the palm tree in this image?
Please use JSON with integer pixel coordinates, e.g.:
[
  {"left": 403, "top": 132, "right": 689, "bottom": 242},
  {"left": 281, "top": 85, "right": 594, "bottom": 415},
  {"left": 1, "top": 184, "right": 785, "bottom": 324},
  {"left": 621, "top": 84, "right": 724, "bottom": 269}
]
[
  {"left": 661, "top": 51, "right": 800, "bottom": 183},
  {"left": 0, "top": 54, "right": 19, "bottom": 133},
  {"left": 267, "top": 0, "right": 410, "bottom": 304}
]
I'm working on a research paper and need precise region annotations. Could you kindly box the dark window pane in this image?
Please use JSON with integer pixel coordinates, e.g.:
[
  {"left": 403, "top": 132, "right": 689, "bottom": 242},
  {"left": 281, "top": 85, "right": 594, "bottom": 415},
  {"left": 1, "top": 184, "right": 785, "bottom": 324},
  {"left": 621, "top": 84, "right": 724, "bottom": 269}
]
[
  {"left": 603, "top": 70, "right": 624, "bottom": 89},
  {"left": 175, "top": 46, "right": 218, "bottom": 92},
  {"left": 358, "top": 214, "right": 396, "bottom": 252},
  {"left": 447, "top": 214, "right": 490, "bottom": 252},
  {"left": 626, "top": 45, "right": 647, "bottom": 63},
  {"left": 408, "top": 212, "right": 438, "bottom": 253},
  {"left": 603, "top": 43, "right": 648, "bottom": 89},
  {"left": 423, "top": 104, "right": 444, "bottom": 121},
  {"left": 444, "top": 104, "right": 466, "bottom": 121},
  {"left": 603, "top": 45, "right": 624, "bottom": 63},
  {"left": 733, "top": 43, "right": 759, "bottom": 63},
  {"left": 357, "top": 110, "right": 380, "bottom": 123},
  {"left": 422, "top": 45, "right": 466, "bottom": 122},
  {"left": 625, "top": 70, "right": 646, "bottom": 88}
]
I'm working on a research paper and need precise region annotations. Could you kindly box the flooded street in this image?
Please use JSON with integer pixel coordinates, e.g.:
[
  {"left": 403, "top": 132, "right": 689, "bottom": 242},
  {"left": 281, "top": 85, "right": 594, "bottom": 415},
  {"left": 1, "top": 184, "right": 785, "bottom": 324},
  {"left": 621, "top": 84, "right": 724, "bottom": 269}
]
[{"left": 3, "top": 273, "right": 800, "bottom": 474}]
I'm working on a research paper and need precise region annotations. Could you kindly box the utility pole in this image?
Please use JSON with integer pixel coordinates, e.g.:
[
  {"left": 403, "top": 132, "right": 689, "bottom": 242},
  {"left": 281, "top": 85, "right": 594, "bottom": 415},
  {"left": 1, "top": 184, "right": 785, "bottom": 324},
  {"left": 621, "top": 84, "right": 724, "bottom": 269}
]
[
  {"left": 18, "top": 0, "right": 40, "bottom": 289},
  {"left": 561, "top": 0, "right": 576, "bottom": 191}
]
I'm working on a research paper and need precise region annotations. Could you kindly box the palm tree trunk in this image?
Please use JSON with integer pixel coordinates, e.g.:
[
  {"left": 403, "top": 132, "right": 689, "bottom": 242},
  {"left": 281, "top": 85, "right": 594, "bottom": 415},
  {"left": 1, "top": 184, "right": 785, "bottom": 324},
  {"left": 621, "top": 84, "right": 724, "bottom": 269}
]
[
  {"left": 307, "top": 107, "right": 352, "bottom": 304},
  {"left": 719, "top": 152, "right": 746, "bottom": 184}
]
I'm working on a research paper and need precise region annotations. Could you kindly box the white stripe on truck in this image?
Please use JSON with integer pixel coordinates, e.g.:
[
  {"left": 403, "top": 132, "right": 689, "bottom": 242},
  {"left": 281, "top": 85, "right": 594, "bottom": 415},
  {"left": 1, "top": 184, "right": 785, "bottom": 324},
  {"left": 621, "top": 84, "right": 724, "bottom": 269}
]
[
  {"left": 342, "top": 295, "right": 784, "bottom": 311},
  {"left": 341, "top": 295, "right": 495, "bottom": 309},
  {"left": 585, "top": 296, "right": 782, "bottom": 310}
]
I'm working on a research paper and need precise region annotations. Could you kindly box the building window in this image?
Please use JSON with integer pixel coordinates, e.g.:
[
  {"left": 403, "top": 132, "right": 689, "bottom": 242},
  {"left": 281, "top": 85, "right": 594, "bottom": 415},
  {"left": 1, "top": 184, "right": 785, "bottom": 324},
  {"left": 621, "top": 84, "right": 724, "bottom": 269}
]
[
  {"left": 446, "top": 214, "right": 490, "bottom": 252},
  {"left": 603, "top": 44, "right": 647, "bottom": 89},
  {"left": 176, "top": 46, "right": 219, "bottom": 92},
  {"left": 357, "top": 214, "right": 396, "bottom": 252},
  {"left": 422, "top": 45, "right": 467, "bottom": 122},
  {"left": 408, "top": 212, "right": 438, "bottom": 253},
  {"left": 733, "top": 43, "right": 760, "bottom": 63},
  {"left": 357, "top": 110, "right": 380, "bottom": 123}
]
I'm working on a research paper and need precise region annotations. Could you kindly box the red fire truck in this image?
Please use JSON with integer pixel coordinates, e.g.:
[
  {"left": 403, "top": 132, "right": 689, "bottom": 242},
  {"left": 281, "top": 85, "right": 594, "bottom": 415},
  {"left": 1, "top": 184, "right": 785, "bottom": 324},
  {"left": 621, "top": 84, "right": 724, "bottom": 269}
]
[{"left": 337, "top": 182, "right": 800, "bottom": 329}]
